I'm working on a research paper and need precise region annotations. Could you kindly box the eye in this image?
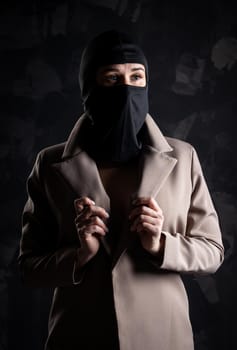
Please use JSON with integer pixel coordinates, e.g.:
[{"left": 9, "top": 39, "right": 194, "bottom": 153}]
[
  {"left": 131, "top": 74, "right": 143, "bottom": 81},
  {"left": 104, "top": 74, "right": 119, "bottom": 83}
]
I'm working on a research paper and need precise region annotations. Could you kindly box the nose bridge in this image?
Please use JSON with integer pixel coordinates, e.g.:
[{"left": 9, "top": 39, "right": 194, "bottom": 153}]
[
  {"left": 119, "top": 72, "right": 130, "bottom": 85},
  {"left": 120, "top": 71, "right": 131, "bottom": 85},
  {"left": 124, "top": 72, "right": 130, "bottom": 85}
]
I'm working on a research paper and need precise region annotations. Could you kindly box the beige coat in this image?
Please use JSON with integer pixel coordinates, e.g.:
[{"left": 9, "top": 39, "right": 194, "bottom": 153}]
[{"left": 19, "top": 114, "right": 224, "bottom": 350}]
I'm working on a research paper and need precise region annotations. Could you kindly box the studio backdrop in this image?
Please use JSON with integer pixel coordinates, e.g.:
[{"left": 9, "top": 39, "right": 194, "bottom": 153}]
[{"left": 0, "top": 1, "right": 237, "bottom": 349}]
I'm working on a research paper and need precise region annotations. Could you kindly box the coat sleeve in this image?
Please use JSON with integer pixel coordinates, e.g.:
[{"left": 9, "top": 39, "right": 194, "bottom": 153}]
[
  {"left": 18, "top": 151, "right": 85, "bottom": 288},
  {"left": 159, "top": 147, "right": 224, "bottom": 274}
]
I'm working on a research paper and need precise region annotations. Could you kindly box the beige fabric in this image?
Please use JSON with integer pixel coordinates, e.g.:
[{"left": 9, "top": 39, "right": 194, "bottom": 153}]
[{"left": 19, "top": 114, "right": 224, "bottom": 350}]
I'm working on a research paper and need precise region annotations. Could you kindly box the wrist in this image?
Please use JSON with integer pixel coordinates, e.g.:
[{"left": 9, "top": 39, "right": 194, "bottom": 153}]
[
  {"left": 76, "top": 247, "right": 95, "bottom": 267},
  {"left": 72, "top": 248, "right": 88, "bottom": 285},
  {"left": 146, "top": 233, "right": 165, "bottom": 256}
]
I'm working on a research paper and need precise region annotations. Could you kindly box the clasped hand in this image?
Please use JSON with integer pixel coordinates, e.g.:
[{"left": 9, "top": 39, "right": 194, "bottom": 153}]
[
  {"left": 129, "top": 197, "right": 164, "bottom": 255},
  {"left": 74, "top": 196, "right": 164, "bottom": 259}
]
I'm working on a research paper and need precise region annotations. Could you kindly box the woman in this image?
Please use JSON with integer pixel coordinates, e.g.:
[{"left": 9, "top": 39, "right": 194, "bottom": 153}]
[{"left": 19, "top": 30, "right": 224, "bottom": 350}]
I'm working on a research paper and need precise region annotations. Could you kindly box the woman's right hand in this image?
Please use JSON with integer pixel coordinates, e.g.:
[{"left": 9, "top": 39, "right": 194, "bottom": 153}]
[{"left": 74, "top": 197, "right": 109, "bottom": 262}]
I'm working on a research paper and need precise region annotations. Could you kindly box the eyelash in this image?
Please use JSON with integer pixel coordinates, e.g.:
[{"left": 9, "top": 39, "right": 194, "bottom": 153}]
[
  {"left": 132, "top": 74, "right": 142, "bottom": 80},
  {"left": 106, "top": 75, "right": 118, "bottom": 81},
  {"left": 105, "top": 74, "right": 143, "bottom": 82}
]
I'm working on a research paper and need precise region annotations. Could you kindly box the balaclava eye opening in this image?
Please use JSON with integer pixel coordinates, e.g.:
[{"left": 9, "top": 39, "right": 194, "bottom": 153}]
[
  {"left": 79, "top": 30, "right": 149, "bottom": 163},
  {"left": 79, "top": 30, "right": 149, "bottom": 103}
]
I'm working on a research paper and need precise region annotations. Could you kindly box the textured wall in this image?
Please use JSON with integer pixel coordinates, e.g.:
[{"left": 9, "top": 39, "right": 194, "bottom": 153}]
[{"left": 1, "top": 1, "right": 237, "bottom": 349}]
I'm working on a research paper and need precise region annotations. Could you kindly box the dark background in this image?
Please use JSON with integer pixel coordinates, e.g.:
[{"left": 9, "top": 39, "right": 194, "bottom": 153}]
[{"left": 1, "top": 1, "right": 237, "bottom": 349}]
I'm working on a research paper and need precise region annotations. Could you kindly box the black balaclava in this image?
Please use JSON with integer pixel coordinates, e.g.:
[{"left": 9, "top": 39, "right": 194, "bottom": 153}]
[{"left": 79, "top": 30, "right": 149, "bottom": 163}]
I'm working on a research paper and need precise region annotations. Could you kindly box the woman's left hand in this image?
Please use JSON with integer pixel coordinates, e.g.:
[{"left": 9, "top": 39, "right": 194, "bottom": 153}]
[{"left": 129, "top": 197, "right": 165, "bottom": 255}]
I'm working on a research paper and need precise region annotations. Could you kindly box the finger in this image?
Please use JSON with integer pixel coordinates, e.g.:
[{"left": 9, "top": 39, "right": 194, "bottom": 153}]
[
  {"left": 136, "top": 222, "right": 161, "bottom": 235},
  {"left": 131, "top": 215, "right": 163, "bottom": 233},
  {"left": 75, "top": 205, "right": 109, "bottom": 224},
  {"left": 87, "top": 216, "right": 109, "bottom": 232},
  {"left": 79, "top": 224, "right": 107, "bottom": 237},
  {"left": 130, "top": 215, "right": 162, "bottom": 232},
  {"left": 129, "top": 205, "right": 162, "bottom": 220},
  {"left": 74, "top": 202, "right": 84, "bottom": 214},
  {"left": 80, "top": 205, "right": 109, "bottom": 221},
  {"left": 75, "top": 215, "right": 109, "bottom": 231},
  {"left": 132, "top": 197, "right": 160, "bottom": 211},
  {"left": 74, "top": 197, "right": 95, "bottom": 207},
  {"left": 74, "top": 197, "right": 95, "bottom": 214}
]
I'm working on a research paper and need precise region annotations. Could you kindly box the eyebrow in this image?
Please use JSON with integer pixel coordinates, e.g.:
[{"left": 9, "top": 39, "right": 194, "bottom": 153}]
[{"left": 99, "top": 66, "right": 145, "bottom": 73}]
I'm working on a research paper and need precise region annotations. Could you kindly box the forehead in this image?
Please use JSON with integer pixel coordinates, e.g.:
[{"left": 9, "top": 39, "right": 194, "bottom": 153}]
[{"left": 97, "top": 63, "right": 145, "bottom": 73}]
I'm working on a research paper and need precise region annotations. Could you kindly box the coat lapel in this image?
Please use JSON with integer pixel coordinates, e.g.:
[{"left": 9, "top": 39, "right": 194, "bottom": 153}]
[
  {"left": 135, "top": 115, "right": 177, "bottom": 198},
  {"left": 52, "top": 152, "right": 110, "bottom": 211},
  {"left": 52, "top": 114, "right": 177, "bottom": 264},
  {"left": 135, "top": 145, "right": 177, "bottom": 199},
  {"left": 112, "top": 116, "right": 177, "bottom": 268},
  {"left": 52, "top": 114, "right": 112, "bottom": 255},
  {"left": 53, "top": 152, "right": 112, "bottom": 255}
]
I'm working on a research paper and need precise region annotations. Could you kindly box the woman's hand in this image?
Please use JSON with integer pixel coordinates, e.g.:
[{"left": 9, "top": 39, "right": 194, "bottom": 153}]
[
  {"left": 129, "top": 197, "right": 165, "bottom": 255},
  {"left": 74, "top": 197, "right": 109, "bottom": 262}
]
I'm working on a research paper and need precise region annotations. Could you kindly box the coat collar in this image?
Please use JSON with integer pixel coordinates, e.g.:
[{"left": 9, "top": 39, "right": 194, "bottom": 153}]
[
  {"left": 62, "top": 113, "right": 173, "bottom": 159},
  {"left": 62, "top": 113, "right": 87, "bottom": 159},
  {"left": 141, "top": 114, "right": 173, "bottom": 153},
  {"left": 53, "top": 113, "right": 177, "bottom": 263}
]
